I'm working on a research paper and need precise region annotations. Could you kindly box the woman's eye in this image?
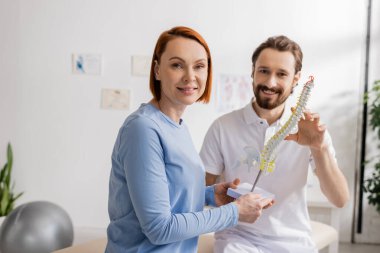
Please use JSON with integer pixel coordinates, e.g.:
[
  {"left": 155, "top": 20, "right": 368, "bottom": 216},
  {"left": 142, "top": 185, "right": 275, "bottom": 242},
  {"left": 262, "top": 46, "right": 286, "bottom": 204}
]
[
  {"left": 171, "top": 63, "right": 182, "bottom": 69},
  {"left": 195, "top": 64, "right": 206, "bottom": 70}
]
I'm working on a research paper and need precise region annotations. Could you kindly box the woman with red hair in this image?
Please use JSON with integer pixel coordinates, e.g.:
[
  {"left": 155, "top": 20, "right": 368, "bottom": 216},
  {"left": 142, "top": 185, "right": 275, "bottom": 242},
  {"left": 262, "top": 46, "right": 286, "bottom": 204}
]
[{"left": 106, "top": 26, "right": 271, "bottom": 253}]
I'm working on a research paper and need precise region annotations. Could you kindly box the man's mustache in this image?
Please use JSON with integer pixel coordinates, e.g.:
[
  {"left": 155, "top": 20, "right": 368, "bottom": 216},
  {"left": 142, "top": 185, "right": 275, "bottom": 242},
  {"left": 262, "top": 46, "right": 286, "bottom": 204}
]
[{"left": 256, "top": 84, "right": 283, "bottom": 94}]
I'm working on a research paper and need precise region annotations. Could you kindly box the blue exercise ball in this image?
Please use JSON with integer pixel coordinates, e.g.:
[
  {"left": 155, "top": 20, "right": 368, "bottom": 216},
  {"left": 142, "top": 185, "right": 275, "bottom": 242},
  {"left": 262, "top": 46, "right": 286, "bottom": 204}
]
[{"left": 0, "top": 201, "right": 74, "bottom": 253}]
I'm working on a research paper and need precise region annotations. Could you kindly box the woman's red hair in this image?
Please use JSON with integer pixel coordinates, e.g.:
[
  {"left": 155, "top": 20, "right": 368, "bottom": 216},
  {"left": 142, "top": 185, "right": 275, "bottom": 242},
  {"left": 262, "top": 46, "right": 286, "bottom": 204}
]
[{"left": 149, "top": 26, "right": 212, "bottom": 103}]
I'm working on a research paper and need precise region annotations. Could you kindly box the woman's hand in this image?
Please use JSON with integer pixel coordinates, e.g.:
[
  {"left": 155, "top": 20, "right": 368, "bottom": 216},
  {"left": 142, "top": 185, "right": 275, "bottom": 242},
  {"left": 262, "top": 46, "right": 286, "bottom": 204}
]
[
  {"left": 234, "top": 193, "right": 273, "bottom": 223},
  {"left": 214, "top": 178, "right": 240, "bottom": 206}
]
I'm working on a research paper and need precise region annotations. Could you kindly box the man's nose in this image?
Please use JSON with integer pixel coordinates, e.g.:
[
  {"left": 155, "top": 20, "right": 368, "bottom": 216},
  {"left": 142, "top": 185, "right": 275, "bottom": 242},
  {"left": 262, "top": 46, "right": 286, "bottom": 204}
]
[{"left": 266, "top": 74, "right": 277, "bottom": 88}]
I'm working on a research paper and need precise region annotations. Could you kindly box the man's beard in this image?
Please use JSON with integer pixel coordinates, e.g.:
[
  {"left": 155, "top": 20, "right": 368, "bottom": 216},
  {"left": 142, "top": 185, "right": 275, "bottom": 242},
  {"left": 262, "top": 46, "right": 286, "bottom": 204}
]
[{"left": 253, "top": 84, "right": 291, "bottom": 109}]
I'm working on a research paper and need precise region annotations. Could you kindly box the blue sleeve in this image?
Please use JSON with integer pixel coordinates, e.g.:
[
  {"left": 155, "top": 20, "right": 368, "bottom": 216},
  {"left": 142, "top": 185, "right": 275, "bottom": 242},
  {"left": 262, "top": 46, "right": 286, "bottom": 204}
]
[
  {"left": 205, "top": 185, "right": 217, "bottom": 207},
  {"left": 118, "top": 117, "right": 238, "bottom": 245}
]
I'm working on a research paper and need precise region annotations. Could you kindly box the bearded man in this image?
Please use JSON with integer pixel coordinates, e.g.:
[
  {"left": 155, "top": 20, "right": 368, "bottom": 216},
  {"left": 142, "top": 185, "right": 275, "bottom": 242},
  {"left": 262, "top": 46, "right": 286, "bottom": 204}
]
[{"left": 200, "top": 35, "right": 349, "bottom": 253}]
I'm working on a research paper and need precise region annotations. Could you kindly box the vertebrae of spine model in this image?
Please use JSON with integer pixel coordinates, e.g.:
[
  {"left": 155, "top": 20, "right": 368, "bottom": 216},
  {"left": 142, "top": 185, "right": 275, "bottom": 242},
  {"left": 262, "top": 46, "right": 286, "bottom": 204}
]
[{"left": 259, "top": 76, "right": 315, "bottom": 173}]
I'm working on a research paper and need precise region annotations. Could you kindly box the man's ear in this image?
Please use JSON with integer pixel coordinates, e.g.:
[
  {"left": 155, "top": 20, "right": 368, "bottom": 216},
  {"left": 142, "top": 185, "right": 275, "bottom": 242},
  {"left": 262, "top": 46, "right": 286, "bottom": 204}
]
[
  {"left": 293, "top": 71, "right": 301, "bottom": 88},
  {"left": 154, "top": 60, "right": 160, "bottom": 80}
]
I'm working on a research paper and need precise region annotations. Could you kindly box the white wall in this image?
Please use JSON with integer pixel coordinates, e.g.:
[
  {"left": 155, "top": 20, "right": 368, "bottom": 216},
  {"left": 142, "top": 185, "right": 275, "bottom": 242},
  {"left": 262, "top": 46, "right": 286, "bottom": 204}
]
[{"left": 0, "top": 0, "right": 368, "bottom": 242}]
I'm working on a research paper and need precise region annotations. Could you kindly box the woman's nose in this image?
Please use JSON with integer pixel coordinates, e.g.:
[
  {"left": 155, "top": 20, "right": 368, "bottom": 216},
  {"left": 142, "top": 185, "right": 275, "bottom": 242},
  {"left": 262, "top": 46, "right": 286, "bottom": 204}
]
[{"left": 182, "top": 68, "right": 196, "bottom": 83}]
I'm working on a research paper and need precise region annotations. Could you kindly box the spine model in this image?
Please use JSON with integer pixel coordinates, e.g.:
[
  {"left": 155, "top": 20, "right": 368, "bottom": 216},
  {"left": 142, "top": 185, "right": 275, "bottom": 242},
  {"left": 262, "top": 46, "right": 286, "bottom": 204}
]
[
  {"left": 259, "top": 76, "right": 315, "bottom": 173},
  {"left": 251, "top": 76, "right": 314, "bottom": 192}
]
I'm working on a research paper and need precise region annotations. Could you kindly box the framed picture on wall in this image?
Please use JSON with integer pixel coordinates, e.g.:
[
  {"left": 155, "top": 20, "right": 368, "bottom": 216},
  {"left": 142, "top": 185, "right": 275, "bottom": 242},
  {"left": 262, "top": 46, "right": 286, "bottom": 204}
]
[
  {"left": 214, "top": 74, "right": 252, "bottom": 113},
  {"left": 72, "top": 53, "right": 102, "bottom": 75}
]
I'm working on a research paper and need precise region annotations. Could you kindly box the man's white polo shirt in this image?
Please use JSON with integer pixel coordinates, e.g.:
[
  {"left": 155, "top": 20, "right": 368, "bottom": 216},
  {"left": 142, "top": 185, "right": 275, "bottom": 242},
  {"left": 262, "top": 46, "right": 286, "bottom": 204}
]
[{"left": 200, "top": 101, "right": 336, "bottom": 247}]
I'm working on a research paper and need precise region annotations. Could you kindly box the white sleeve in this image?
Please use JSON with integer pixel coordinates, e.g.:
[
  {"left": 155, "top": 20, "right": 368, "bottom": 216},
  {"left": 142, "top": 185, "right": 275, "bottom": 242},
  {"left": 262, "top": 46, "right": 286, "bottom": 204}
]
[{"left": 200, "top": 120, "right": 225, "bottom": 175}]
